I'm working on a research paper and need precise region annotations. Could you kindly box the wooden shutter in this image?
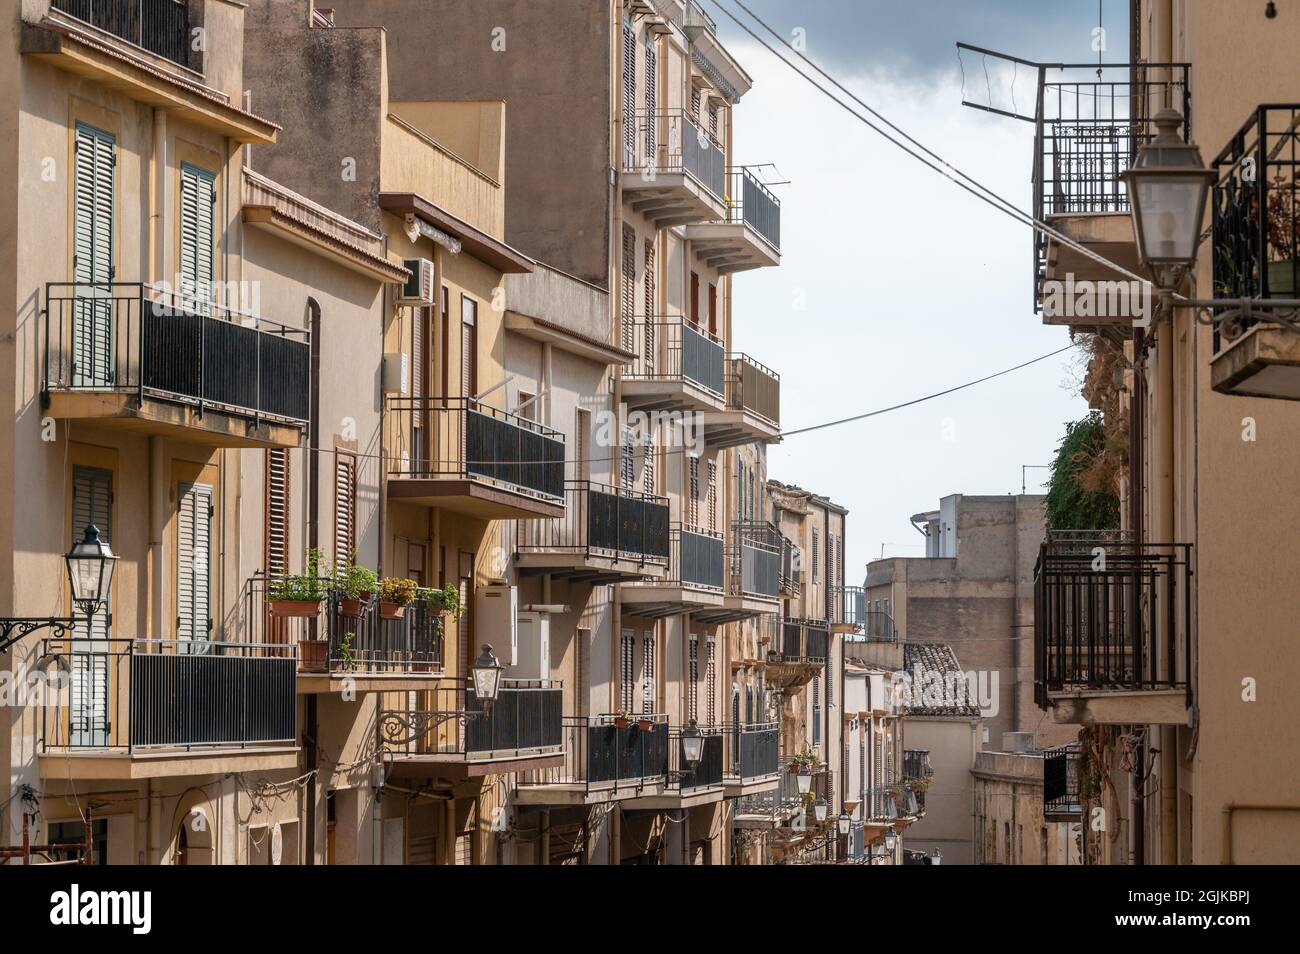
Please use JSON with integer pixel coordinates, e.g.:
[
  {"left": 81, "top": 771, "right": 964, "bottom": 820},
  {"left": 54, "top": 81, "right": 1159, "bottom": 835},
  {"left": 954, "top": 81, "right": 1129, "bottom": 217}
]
[
  {"left": 179, "top": 162, "right": 215, "bottom": 309},
  {"left": 70, "top": 466, "right": 112, "bottom": 747},
  {"left": 440, "top": 286, "right": 450, "bottom": 399},
  {"left": 265, "top": 450, "right": 290, "bottom": 576},
  {"left": 708, "top": 283, "right": 717, "bottom": 335},
  {"left": 71, "top": 466, "right": 113, "bottom": 641},
  {"left": 334, "top": 452, "right": 356, "bottom": 564},
  {"left": 622, "top": 21, "right": 636, "bottom": 166},
  {"left": 621, "top": 225, "right": 636, "bottom": 353},
  {"left": 706, "top": 639, "right": 717, "bottom": 724},
  {"left": 691, "top": 87, "right": 701, "bottom": 120},
  {"left": 644, "top": 37, "right": 656, "bottom": 158},
  {"left": 620, "top": 630, "right": 635, "bottom": 712},
  {"left": 706, "top": 461, "right": 717, "bottom": 530},
  {"left": 689, "top": 272, "right": 699, "bottom": 325},
  {"left": 177, "top": 481, "right": 213, "bottom": 648},
  {"left": 688, "top": 635, "right": 699, "bottom": 722},
  {"left": 641, "top": 633, "right": 656, "bottom": 712},
  {"left": 811, "top": 673, "right": 821, "bottom": 746},
  {"left": 461, "top": 296, "right": 477, "bottom": 397},
  {"left": 643, "top": 238, "right": 656, "bottom": 372},
  {"left": 620, "top": 428, "right": 635, "bottom": 492},
  {"left": 812, "top": 528, "right": 820, "bottom": 583},
  {"left": 641, "top": 434, "right": 655, "bottom": 495},
  {"left": 688, "top": 456, "right": 699, "bottom": 526},
  {"left": 709, "top": 103, "right": 719, "bottom": 139},
  {"left": 72, "top": 122, "right": 115, "bottom": 388}
]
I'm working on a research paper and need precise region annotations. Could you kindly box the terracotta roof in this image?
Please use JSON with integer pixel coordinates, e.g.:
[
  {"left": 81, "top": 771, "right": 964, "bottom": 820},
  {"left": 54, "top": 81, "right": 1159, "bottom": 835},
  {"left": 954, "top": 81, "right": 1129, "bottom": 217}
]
[{"left": 902, "top": 642, "right": 981, "bottom": 717}]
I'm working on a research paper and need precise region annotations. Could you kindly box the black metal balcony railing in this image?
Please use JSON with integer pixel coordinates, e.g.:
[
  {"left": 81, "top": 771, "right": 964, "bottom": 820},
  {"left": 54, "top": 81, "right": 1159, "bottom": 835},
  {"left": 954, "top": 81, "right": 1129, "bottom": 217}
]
[
  {"left": 622, "top": 315, "right": 725, "bottom": 398},
  {"left": 728, "top": 168, "right": 781, "bottom": 251},
  {"left": 735, "top": 756, "right": 804, "bottom": 818},
  {"left": 779, "top": 535, "right": 802, "bottom": 596},
  {"left": 516, "top": 480, "right": 669, "bottom": 566},
  {"left": 777, "top": 618, "right": 830, "bottom": 664},
  {"left": 388, "top": 396, "right": 566, "bottom": 503},
  {"left": 1212, "top": 104, "right": 1300, "bottom": 347},
  {"left": 867, "top": 786, "right": 899, "bottom": 823},
  {"left": 725, "top": 721, "right": 779, "bottom": 781},
  {"left": 43, "top": 283, "right": 310, "bottom": 424},
  {"left": 40, "top": 637, "right": 296, "bottom": 753},
  {"left": 725, "top": 353, "right": 780, "bottom": 426},
  {"left": 520, "top": 713, "right": 669, "bottom": 793},
  {"left": 863, "top": 609, "right": 898, "bottom": 642},
  {"left": 1030, "top": 63, "right": 1191, "bottom": 308},
  {"left": 625, "top": 110, "right": 727, "bottom": 201},
  {"left": 729, "top": 521, "right": 781, "bottom": 598},
  {"left": 904, "top": 749, "right": 933, "bottom": 782},
  {"left": 244, "top": 575, "right": 444, "bottom": 674},
  {"left": 660, "top": 524, "right": 725, "bottom": 591},
  {"left": 1033, "top": 535, "right": 1192, "bottom": 707},
  {"left": 831, "top": 585, "right": 866, "bottom": 631},
  {"left": 1043, "top": 743, "right": 1083, "bottom": 820},
  {"left": 377, "top": 680, "right": 563, "bottom": 761},
  {"left": 52, "top": 0, "right": 192, "bottom": 70},
  {"left": 667, "top": 724, "right": 724, "bottom": 791}
]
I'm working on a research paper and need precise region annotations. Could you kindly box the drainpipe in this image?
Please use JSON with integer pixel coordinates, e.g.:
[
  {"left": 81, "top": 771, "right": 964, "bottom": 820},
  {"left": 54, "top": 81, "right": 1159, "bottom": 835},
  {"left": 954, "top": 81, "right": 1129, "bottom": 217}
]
[
  {"left": 304, "top": 298, "right": 322, "bottom": 866},
  {"left": 148, "top": 109, "right": 167, "bottom": 642}
]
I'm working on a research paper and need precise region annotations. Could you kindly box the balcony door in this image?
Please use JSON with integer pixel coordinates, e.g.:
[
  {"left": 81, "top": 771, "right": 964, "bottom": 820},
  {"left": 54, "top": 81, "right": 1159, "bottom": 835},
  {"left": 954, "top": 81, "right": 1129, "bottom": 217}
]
[
  {"left": 178, "top": 162, "right": 215, "bottom": 310},
  {"left": 176, "top": 480, "right": 213, "bottom": 654},
  {"left": 69, "top": 465, "right": 113, "bottom": 748},
  {"left": 71, "top": 121, "right": 115, "bottom": 389}
]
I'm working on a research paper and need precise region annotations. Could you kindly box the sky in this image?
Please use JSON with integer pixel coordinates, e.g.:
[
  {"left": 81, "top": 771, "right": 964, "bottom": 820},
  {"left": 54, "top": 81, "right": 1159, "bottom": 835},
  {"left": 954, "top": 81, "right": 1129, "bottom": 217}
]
[{"left": 713, "top": 0, "right": 1129, "bottom": 577}]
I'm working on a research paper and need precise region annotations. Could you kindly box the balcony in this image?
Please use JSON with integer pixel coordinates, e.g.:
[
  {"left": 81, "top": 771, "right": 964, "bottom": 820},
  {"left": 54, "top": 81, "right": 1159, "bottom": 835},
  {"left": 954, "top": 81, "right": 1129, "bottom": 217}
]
[
  {"left": 49, "top": 0, "right": 192, "bottom": 70},
  {"left": 683, "top": 169, "right": 781, "bottom": 272},
  {"left": 904, "top": 749, "right": 933, "bottom": 816},
  {"left": 765, "top": 617, "right": 829, "bottom": 691},
  {"left": 42, "top": 283, "right": 309, "bottom": 448},
  {"left": 621, "top": 524, "right": 726, "bottom": 618},
  {"left": 386, "top": 397, "right": 566, "bottom": 520},
  {"left": 1043, "top": 743, "right": 1083, "bottom": 823},
  {"left": 516, "top": 713, "right": 670, "bottom": 805},
  {"left": 1034, "top": 533, "right": 1192, "bottom": 726},
  {"left": 377, "top": 680, "right": 565, "bottom": 778},
  {"left": 723, "top": 722, "right": 780, "bottom": 796},
  {"left": 1210, "top": 104, "right": 1300, "bottom": 400},
  {"left": 37, "top": 637, "right": 298, "bottom": 779},
  {"left": 618, "top": 315, "right": 726, "bottom": 416},
  {"left": 831, "top": 584, "right": 866, "bottom": 635},
  {"left": 779, "top": 535, "right": 802, "bottom": 597},
  {"left": 243, "top": 575, "right": 444, "bottom": 692},
  {"left": 622, "top": 110, "right": 727, "bottom": 228},
  {"left": 515, "top": 480, "right": 669, "bottom": 583},
  {"left": 1030, "top": 63, "right": 1190, "bottom": 326},
  {"left": 734, "top": 757, "right": 805, "bottom": 829},
  {"left": 626, "top": 723, "right": 725, "bottom": 809},
  {"left": 695, "top": 522, "right": 781, "bottom": 624},
  {"left": 700, "top": 353, "right": 781, "bottom": 448}
]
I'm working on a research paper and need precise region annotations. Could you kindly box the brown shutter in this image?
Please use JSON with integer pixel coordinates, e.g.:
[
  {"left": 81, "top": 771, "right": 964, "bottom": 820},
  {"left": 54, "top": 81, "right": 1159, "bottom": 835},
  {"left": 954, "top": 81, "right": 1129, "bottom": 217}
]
[
  {"left": 643, "top": 237, "right": 656, "bottom": 373},
  {"left": 440, "top": 286, "right": 450, "bottom": 399},
  {"left": 688, "top": 456, "right": 700, "bottom": 526},
  {"left": 265, "top": 449, "right": 290, "bottom": 576},
  {"left": 689, "top": 271, "right": 699, "bottom": 325},
  {"left": 622, "top": 21, "right": 636, "bottom": 165},
  {"left": 334, "top": 451, "right": 356, "bottom": 565},
  {"left": 621, "top": 225, "right": 636, "bottom": 353},
  {"left": 461, "top": 296, "right": 477, "bottom": 398},
  {"left": 708, "top": 283, "right": 717, "bottom": 335}
]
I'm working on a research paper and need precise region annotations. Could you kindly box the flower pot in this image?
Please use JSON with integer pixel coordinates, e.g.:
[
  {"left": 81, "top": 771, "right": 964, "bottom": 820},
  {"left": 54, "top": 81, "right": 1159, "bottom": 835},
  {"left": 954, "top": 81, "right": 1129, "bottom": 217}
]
[
  {"left": 637, "top": 718, "right": 654, "bottom": 732},
  {"left": 269, "top": 599, "right": 322, "bottom": 619},
  {"left": 299, "top": 639, "right": 329, "bottom": 673},
  {"left": 613, "top": 717, "right": 631, "bottom": 729},
  {"left": 378, "top": 601, "right": 408, "bottom": 620},
  {"left": 1269, "top": 259, "right": 1299, "bottom": 296},
  {"left": 338, "top": 598, "right": 365, "bottom": 619}
]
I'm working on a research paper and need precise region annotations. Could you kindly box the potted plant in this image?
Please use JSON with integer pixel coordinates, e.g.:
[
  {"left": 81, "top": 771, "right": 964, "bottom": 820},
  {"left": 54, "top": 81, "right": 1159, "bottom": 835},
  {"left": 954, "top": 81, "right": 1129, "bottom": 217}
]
[
  {"left": 418, "top": 583, "right": 461, "bottom": 618},
  {"left": 377, "top": 577, "right": 418, "bottom": 620},
  {"left": 268, "top": 548, "right": 330, "bottom": 619},
  {"left": 637, "top": 715, "right": 655, "bottom": 732},
  {"left": 612, "top": 709, "right": 632, "bottom": 729},
  {"left": 334, "top": 553, "right": 378, "bottom": 619},
  {"left": 1267, "top": 173, "right": 1299, "bottom": 295}
]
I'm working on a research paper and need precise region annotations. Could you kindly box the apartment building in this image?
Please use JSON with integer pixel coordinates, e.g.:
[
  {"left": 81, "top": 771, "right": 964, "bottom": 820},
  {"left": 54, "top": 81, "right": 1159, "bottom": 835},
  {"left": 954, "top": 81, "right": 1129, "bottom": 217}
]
[
  {"left": 971, "top": 746, "right": 1081, "bottom": 866},
  {"left": 968, "top": 0, "right": 1300, "bottom": 863}
]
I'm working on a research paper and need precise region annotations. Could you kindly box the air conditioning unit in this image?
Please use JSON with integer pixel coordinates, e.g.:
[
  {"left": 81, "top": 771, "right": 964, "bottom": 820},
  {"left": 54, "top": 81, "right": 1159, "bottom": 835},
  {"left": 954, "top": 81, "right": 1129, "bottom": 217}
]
[
  {"left": 507, "top": 612, "right": 550, "bottom": 681},
  {"left": 397, "top": 258, "right": 435, "bottom": 305},
  {"left": 477, "top": 583, "right": 518, "bottom": 665},
  {"left": 382, "top": 352, "right": 408, "bottom": 394}
]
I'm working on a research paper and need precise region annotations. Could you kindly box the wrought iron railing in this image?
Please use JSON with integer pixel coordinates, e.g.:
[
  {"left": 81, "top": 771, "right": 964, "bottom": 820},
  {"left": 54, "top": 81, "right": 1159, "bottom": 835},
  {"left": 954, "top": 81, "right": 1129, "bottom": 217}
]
[
  {"left": 904, "top": 748, "right": 933, "bottom": 781},
  {"left": 779, "top": 535, "right": 802, "bottom": 596},
  {"left": 51, "top": 0, "right": 193, "bottom": 69},
  {"left": 724, "top": 721, "right": 779, "bottom": 781},
  {"left": 832, "top": 585, "right": 866, "bottom": 632},
  {"left": 725, "top": 353, "right": 780, "bottom": 426},
  {"left": 624, "top": 110, "right": 727, "bottom": 201},
  {"left": 729, "top": 521, "right": 781, "bottom": 598},
  {"left": 1031, "top": 63, "right": 1191, "bottom": 308},
  {"left": 666, "top": 723, "right": 724, "bottom": 791},
  {"left": 519, "top": 713, "right": 669, "bottom": 793},
  {"left": 377, "top": 680, "right": 564, "bottom": 761},
  {"left": 621, "top": 314, "right": 725, "bottom": 398},
  {"left": 1212, "top": 104, "right": 1300, "bottom": 347},
  {"left": 387, "top": 396, "right": 566, "bottom": 503},
  {"left": 43, "top": 283, "right": 310, "bottom": 425},
  {"left": 39, "top": 637, "right": 296, "bottom": 753},
  {"left": 243, "top": 574, "right": 444, "bottom": 675},
  {"left": 516, "top": 480, "right": 669, "bottom": 566},
  {"left": 1034, "top": 537, "right": 1192, "bottom": 707},
  {"left": 735, "top": 757, "right": 804, "bottom": 819},
  {"left": 777, "top": 618, "right": 829, "bottom": 664},
  {"left": 863, "top": 609, "right": 898, "bottom": 642},
  {"left": 1043, "top": 743, "right": 1083, "bottom": 820},
  {"left": 727, "top": 168, "right": 781, "bottom": 250},
  {"left": 866, "top": 786, "right": 899, "bottom": 823}
]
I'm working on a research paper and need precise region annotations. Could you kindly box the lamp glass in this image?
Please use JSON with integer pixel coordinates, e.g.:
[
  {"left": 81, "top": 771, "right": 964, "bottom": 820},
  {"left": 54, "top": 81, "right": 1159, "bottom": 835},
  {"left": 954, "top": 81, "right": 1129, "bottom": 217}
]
[
  {"left": 681, "top": 720, "right": 704, "bottom": 767},
  {"left": 796, "top": 771, "right": 812, "bottom": 794},
  {"left": 813, "top": 801, "right": 828, "bottom": 823},
  {"left": 837, "top": 812, "right": 851, "bottom": 836},
  {"left": 471, "top": 644, "right": 503, "bottom": 703},
  {"left": 885, "top": 830, "right": 897, "bottom": 851},
  {"left": 66, "top": 525, "right": 116, "bottom": 610},
  {"left": 1133, "top": 174, "right": 1207, "bottom": 263}
]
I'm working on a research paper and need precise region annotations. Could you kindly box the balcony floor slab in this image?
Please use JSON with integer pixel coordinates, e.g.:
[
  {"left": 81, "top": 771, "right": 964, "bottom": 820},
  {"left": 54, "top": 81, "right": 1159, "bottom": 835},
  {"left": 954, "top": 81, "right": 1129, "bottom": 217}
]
[
  {"left": 514, "top": 551, "right": 668, "bottom": 585},
  {"left": 619, "top": 583, "right": 725, "bottom": 618},
  {"left": 387, "top": 749, "right": 565, "bottom": 780},
  {"left": 683, "top": 222, "right": 780, "bottom": 272},
  {"left": 701, "top": 408, "right": 780, "bottom": 448},
  {"left": 624, "top": 786, "right": 725, "bottom": 810},
  {"left": 622, "top": 172, "right": 726, "bottom": 228},
  {"left": 1045, "top": 687, "right": 1191, "bottom": 726},
  {"left": 722, "top": 773, "right": 781, "bottom": 798},
  {"left": 387, "top": 477, "right": 565, "bottom": 520},
  {"left": 514, "top": 779, "right": 669, "bottom": 807},
  {"left": 296, "top": 671, "right": 445, "bottom": 694},
  {"left": 45, "top": 391, "right": 305, "bottom": 449},
  {"left": 619, "top": 377, "right": 725, "bottom": 416},
  {"left": 38, "top": 746, "right": 300, "bottom": 780},
  {"left": 1211, "top": 324, "right": 1300, "bottom": 400}
]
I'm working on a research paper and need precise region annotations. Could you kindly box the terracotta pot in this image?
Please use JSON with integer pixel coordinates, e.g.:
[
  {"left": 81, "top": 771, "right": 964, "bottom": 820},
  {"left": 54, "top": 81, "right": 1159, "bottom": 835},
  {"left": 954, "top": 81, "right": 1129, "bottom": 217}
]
[
  {"left": 637, "top": 718, "right": 654, "bottom": 732},
  {"left": 378, "top": 601, "right": 408, "bottom": 620},
  {"left": 269, "top": 599, "right": 322, "bottom": 619},
  {"left": 613, "top": 717, "right": 631, "bottom": 729},
  {"left": 338, "top": 598, "right": 365, "bottom": 619},
  {"left": 298, "top": 639, "right": 329, "bottom": 673}
]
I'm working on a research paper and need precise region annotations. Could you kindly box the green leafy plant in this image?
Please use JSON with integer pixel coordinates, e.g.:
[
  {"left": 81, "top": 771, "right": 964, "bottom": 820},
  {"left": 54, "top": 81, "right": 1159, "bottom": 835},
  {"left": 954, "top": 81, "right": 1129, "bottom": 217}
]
[
  {"left": 269, "top": 548, "right": 331, "bottom": 602},
  {"left": 1045, "top": 413, "right": 1120, "bottom": 531},
  {"left": 378, "top": 577, "right": 419, "bottom": 606},
  {"left": 417, "top": 583, "right": 461, "bottom": 616},
  {"left": 791, "top": 746, "right": 822, "bottom": 770},
  {"left": 337, "top": 633, "right": 357, "bottom": 672},
  {"left": 334, "top": 553, "right": 378, "bottom": 600}
]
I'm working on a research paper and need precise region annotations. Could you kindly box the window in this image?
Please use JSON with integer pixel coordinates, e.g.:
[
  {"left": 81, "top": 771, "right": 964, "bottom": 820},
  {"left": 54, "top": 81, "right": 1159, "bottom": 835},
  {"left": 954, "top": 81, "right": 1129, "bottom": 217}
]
[
  {"left": 72, "top": 122, "right": 115, "bottom": 388},
  {"left": 179, "top": 162, "right": 215, "bottom": 307},
  {"left": 621, "top": 22, "right": 636, "bottom": 165},
  {"left": 177, "top": 481, "right": 213, "bottom": 647},
  {"left": 812, "top": 528, "right": 820, "bottom": 583},
  {"left": 620, "top": 630, "right": 635, "bottom": 712},
  {"left": 440, "top": 286, "right": 450, "bottom": 398},
  {"left": 620, "top": 427, "right": 636, "bottom": 491},
  {"left": 706, "top": 638, "right": 716, "bottom": 724},
  {"left": 71, "top": 465, "right": 113, "bottom": 642},
  {"left": 644, "top": 36, "right": 656, "bottom": 156},
  {"left": 689, "top": 271, "right": 699, "bottom": 325},
  {"left": 688, "top": 456, "right": 700, "bottom": 525},
  {"left": 621, "top": 225, "right": 637, "bottom": 353},
  {"left": 707, "top": 282, "right": 717, "bottom": 335},
  {"left": 460, "top": 296, "right": 478, "bottom": 397},
  {"left": 334, "top": 451, "right": 356, "bottom": 564},
  {"left": 265, "top": 449, "right": 289, "bottom": 577},
  {"left": 641, "top": 633, "right": 656, "bottom": 711},
  {"left": 812, "top": 673, "right": 821, "bottom": 746},
  {"left": 643, "top": 237, "right": 656, "bottom": 371},
  {"left": 641, "top": 433, "right": 655, "bottom": 495},
  {"left": 70, "top": 464, "right": 112, "bottom": 748},
  {"left": 708, "top": 103, "right": 719, "bottom": 139},
  {"left": 691, "top": 87, "right": 701, "bottom": 119},
  {"left": 574, "top": 408, "right": 590, "bottom": 481},
  {"left": 48, "top": 819, "right": 107, "bottom": 865},
  {"left": 516, "top": 389, "right": 536, "bottom": 422},
  {"left": 706, "top": 461, "right": 717, "bottom": 530},
  {"left": 688, "top": 635, "right": 699, "bottom": 722}
]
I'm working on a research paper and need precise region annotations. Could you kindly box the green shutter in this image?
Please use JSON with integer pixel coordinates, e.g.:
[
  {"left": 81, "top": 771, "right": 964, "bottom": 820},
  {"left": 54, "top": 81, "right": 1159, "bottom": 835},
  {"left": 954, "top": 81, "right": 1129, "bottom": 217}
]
[
  {"left": 72, "top": 122, "right": 115, "bottom": 388},
  {"left": 179, "top": 163, "right": 216, "bottom": 310},
  {"left": 70, "top": 465, "right": 112, "bottom": 747},
  {"left": 177, "top": 481, "right": 213, "bottom": 652}
]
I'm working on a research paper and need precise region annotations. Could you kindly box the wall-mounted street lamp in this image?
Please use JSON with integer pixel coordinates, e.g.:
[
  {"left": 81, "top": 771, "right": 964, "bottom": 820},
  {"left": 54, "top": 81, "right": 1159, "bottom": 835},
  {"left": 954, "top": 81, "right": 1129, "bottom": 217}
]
[
  {"left": 377, "top": 644, "right": 506, "bottom": 747},
  {"left": 813, "top": 800, "right": 828, "bottom": 824},
  {"left": 837, "top": 811, "right": 852, "bottom": 837},
  {"left": 681, "top": 719, "right": 704, "bottom": 770},
  {"left": 885, "top": 829, "right": 898, "bottom": 852},
  {"left": 0, "top": 526, "right": 117, "bottom": 653},
  {"left": 795, "top": 769, "right": 813, "bottom": 795},
  {"left": 470, "top": 644, "right": 504, "bottom": 706}
]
